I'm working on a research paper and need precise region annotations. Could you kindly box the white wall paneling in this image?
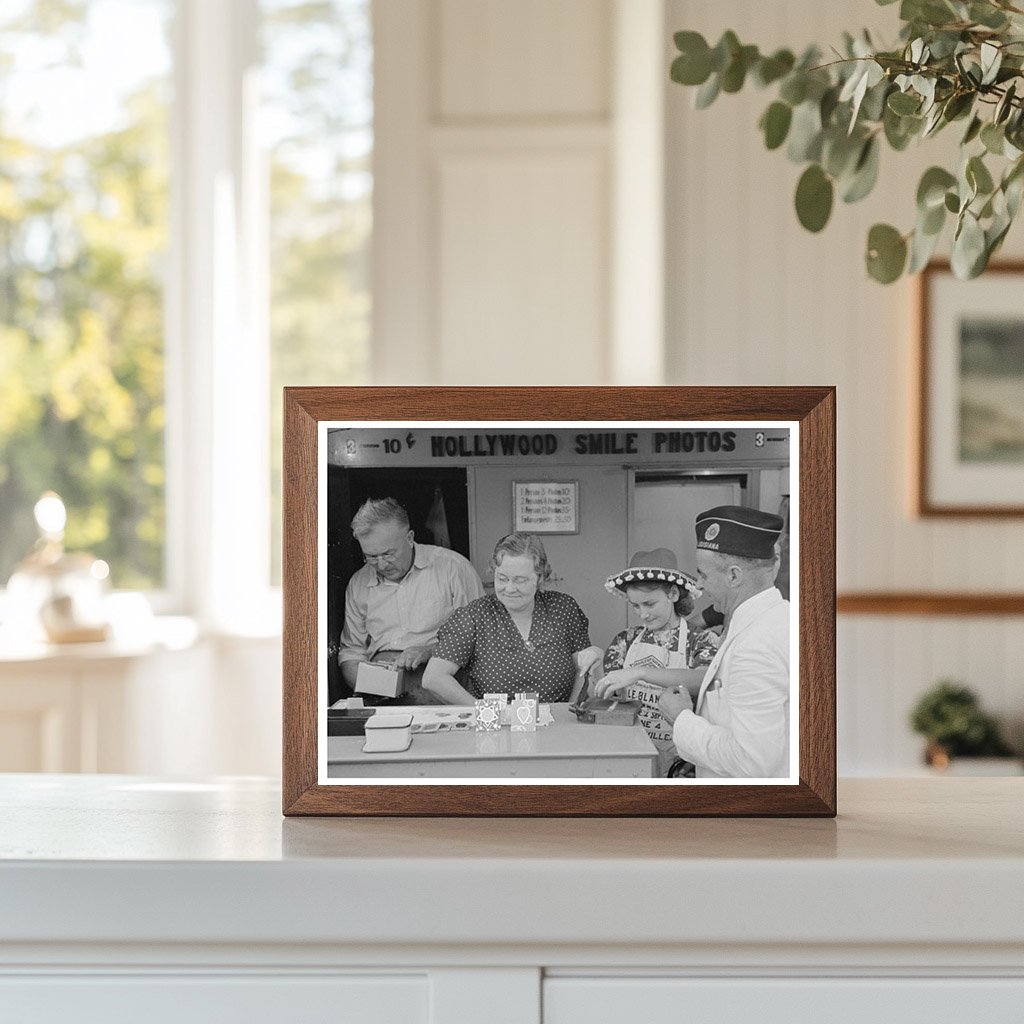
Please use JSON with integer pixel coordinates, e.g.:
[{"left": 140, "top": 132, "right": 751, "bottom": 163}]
[
  {"left": 373, "top": 0, "right": 643, "bottom": 385},
  {"left": 436, "top": 145, "right": 609, "bottom": 384}
]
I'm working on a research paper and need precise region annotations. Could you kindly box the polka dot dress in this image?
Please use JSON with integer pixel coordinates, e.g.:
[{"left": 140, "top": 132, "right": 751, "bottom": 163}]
[{"left": 434, "top": 591, "right": 591, "bottom": 701}]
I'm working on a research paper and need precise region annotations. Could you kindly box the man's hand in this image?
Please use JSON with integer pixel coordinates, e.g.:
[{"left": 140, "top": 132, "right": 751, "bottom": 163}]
[
  {"left": 393, "top": 645, "right": 433, "bottom": 670},
  {"left": 658, "top": 687, "right": 694, "bottom": 725},
  {"left": 594, "top": 667, "right": 640, "bottom": 699}
]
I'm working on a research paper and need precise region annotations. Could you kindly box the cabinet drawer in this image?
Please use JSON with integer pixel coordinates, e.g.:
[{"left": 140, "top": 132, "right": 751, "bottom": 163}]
[
  {"left": 0, "top": 974, "right": 427, "bottom": 1024},
  {"left": 544, "top": 977, "right": 1024, "bottom": 1023}
]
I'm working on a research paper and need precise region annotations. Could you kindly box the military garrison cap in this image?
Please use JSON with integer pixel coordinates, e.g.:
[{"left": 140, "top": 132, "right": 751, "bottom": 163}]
[{"left": 695, "top": 506, "right": 783, "bottom": 558}]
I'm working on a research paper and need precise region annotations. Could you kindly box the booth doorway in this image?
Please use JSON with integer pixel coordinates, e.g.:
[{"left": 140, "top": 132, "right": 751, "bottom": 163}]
[
  {"left": 326, "top": 466, "right": 471, "bottom": 703},
  {"left": 630, "top": 471, "right": 749, "bottom": 578}
]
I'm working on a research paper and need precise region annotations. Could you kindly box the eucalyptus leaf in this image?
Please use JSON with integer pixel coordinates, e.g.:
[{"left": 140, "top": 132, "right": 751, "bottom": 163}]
[
  {"left": 908, "top": 221, "right": 943, "bottom": 273},
  {"left": 861, "top": 79, "right": 893, "bottom": 122},
  {"left": 779, "top": 74, "right": 807, "bottom": 106},
  {"left": 980, "top": 42, "right": 1002, "bottom": 87},
  {"left": 760, "top": 102, "right": 793, "bottom": 150},
  {"left": 721, "top": 45, "right": 759, "bottom": 93},
  {"left": 888, "top": 91, "right": 921, "bottom": 115},
  {"left": 710, "top": 31, "right": 740, "bottom": 74},
  {"left": 674, "top": 29, "right": 707, "bottom": 53},
  {"left": 823, "top": 129, "right": 863, "bottom": 178},
  {"left": 694, "top": 73, "right": 721, "bottom": 110},
  {"left": 995, "top": 82, "right": 1017, "bottom": 124},
  {"left": 951, "top": 211, "right": 986, "bottom": 278},
  {"left": 671, "top": 53, "right": 709, "bottom": 87},
  {"left": 962, "top": 115, "right": 983, "bottom": 145},
  {"left": 866, "top": 223, "right": 908, "bottom": 283},
  {"left": 843, "top": 71, "right": 868, "bottom": 132},
  {"left": 795, "top": 164, "right": 834, "bottom": 232},
  {"left": 1005, "top": 171, "right": 1024, "bottom": 218},
  {"left": 944, "top": 190, "right": 961, "bottom": 213},
  {"left": 942, "top": 91, "right": 974, "bottom": 122},
  {"left": 787, "top": 100, "right": 824, "bottom": 162},
  {"left": 712, "top": 30, "right": 737, "bottom": 70},
  {"left": 801, "top": 69, "right": 834, "bottom": 104},
  {"left": 906, "top": 0, "right": 959, "bottom": 28},
  {"left": 1002, "top": 157, "right": 1024, "bottom": 216},
  {"left": 839, "top": 63, "right": 869, "bottom": 104},
  {"left": 981, "top": 121, "right": 1005, "bottom": 155},
  {"left": 970, "top": 2, "right": 1009, "bottom": 30},
  {"left": 917, "top": 166, "right": 957, "bottom": 210},
  {"left": 820, "top": 86, "right": 841, "bottom": 126},
  {"left": 754, "top": 49, "right": 795, "bottom": 87},
  {"left": 958, "top": 159, "right": 978, "bottom": 207},
  {"left": 967, "top": 154, "right": 995, "bottom": 195},
  {"left": 913, "top": 75, "right": 937, "bottom": 113},
  {"left": 921, "top": 200, "right": 946, "bottom": 235},
  {"left": 884, "top": 106, "right": 920, "bottom": 149},
  {"left": 922, "top": 102, "right": 946, "bottom": 137},
  {"left": 842, "top": 137, "right": 881, "bottom": 203},
  {"left": 926, "top": 30, "right": 963, "bottom": 60},
  {"left": 986, "top": 213, "right": 1012, "bottom": 260}
]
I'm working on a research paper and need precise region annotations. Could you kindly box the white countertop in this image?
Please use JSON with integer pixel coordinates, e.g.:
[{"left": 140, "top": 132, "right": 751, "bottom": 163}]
[{"left": 1, "top": 775, "right": 1023, "bottom": 953}]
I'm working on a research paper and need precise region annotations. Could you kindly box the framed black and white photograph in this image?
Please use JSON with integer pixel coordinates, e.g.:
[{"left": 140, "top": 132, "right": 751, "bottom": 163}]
[
  {"left": 917, "top": 261, "right": 1024, "bottom": 517},
  {"left": 283, "top": 386, "right": 835, "bottom": 816}
]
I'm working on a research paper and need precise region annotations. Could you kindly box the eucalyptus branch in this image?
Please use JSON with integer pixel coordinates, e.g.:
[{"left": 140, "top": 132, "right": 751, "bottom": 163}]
[{"left": 670, "top": 3, "right": 1024, "bottom": 283}]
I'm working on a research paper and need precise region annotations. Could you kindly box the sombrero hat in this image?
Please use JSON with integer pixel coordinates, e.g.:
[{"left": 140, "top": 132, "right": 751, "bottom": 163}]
[{"left": 604, "top": 548, "right": 699, "bottom": 596}]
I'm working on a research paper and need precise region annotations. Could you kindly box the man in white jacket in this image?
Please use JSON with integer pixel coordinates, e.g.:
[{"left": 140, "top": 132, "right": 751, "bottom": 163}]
[{"left": 658, "top": 505, "right": 791, "bottom": 779}]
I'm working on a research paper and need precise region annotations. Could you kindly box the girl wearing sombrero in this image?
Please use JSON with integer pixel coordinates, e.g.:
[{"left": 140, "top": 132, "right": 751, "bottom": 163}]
[{"left": 595, "top": 548, "right": 721, "bottom": 776}]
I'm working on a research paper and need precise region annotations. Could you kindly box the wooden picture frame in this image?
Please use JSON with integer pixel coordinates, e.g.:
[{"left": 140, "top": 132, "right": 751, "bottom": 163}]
[
  {"left": 917, "top": 260, "right": 1024, "bottom": 517},
  {"left": 283, "top": 387, "right": 836, "bottom": 816}
]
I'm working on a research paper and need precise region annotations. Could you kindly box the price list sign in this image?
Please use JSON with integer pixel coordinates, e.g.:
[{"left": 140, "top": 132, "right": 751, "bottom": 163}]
[{"left": 512, "top": 480, "right": 579, "bottom": 534}]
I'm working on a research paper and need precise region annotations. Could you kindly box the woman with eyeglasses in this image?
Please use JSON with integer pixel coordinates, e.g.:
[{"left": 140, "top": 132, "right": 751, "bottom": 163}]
[{"left": 422, "top": 533, "right": 603, "bottom": 704}]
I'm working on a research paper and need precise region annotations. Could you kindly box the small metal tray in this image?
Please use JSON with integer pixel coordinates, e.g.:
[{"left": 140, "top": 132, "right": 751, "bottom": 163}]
[{"left": 568, "top": 697, "right": 641, "bottom": 726}]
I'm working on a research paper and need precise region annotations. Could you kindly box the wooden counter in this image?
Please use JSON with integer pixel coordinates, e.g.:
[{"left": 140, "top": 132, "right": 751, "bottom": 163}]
[{"left": 326, "top": 703, "right": 658, "bottom": 778}]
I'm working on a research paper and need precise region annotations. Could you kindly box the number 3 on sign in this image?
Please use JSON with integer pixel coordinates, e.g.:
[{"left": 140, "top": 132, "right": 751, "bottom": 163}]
[{"left": 755, "top": 432, "right": 765, "bottom": 447}]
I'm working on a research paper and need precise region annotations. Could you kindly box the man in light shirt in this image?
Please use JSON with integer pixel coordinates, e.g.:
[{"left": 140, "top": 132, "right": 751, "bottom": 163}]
[
  {"left": 339, "top": 497, "right": 484, "bottom": 704},
  {"left": 658, "top": 505, "right": 790, "bottom": 779}
]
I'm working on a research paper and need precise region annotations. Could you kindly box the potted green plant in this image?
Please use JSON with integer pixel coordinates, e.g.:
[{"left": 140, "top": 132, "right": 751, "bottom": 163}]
[
  {"left": 909, "top": 679, "right": 1018, "bottom": 771},
  {"left": 670, "top": 0, "right": 1024, "bottom": 283}
]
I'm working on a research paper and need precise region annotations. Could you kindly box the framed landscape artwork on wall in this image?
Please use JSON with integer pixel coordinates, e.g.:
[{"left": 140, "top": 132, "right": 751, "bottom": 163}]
[{"left": 918, "top": 261, "right": 1024, "bottom": 517}]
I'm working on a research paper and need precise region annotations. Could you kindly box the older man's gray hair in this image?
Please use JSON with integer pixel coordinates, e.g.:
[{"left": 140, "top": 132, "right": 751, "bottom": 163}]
[{"left": 350, "top": 497, "right": 410, "bottom": 537}]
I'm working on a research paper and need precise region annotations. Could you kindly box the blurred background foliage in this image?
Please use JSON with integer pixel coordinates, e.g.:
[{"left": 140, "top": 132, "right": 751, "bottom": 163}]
[
  {"left": 0, "top": 0, "right": 372, "bottom": 590},
  {"left": 0, "top": 0, "right": 170, "bottom": 589}
]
